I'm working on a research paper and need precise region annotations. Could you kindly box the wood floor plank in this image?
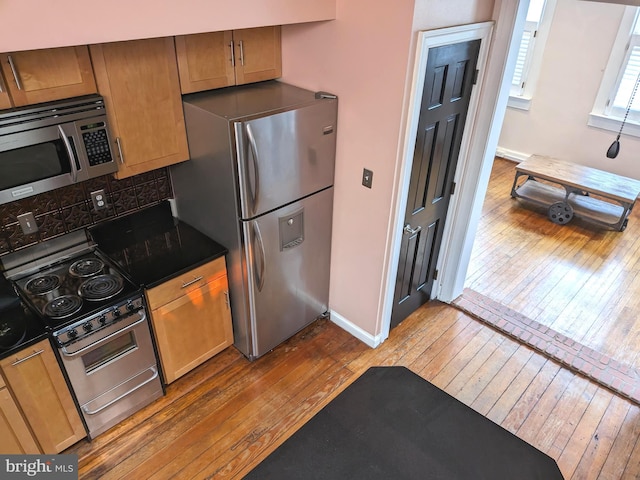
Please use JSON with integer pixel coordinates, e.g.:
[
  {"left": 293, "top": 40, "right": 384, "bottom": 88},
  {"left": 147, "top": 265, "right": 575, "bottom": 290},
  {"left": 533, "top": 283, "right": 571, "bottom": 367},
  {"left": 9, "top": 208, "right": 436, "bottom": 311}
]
[
  {"left": 598, "top": 404, "right": 640, "bottom": 479},
  {"left": 556, "top": 387, "right": 614, "bottom": 479},
  {"left": 571, "top": 394, "right": 631, "bottom": 480},
  {"left": 499, "top": 360, "right": 561, "bottom": 434},
  {"left": 470, "top": 343, "right": 535, "bottom": 415},
  {"left": 485, "top": 353, "right": 548, "bottom": 425},
  {"left": 447, "top": 333, "right": 517, "bottom": 405},
  {"left": 514, "top": 367, "right": 576, "bottom": 444}
]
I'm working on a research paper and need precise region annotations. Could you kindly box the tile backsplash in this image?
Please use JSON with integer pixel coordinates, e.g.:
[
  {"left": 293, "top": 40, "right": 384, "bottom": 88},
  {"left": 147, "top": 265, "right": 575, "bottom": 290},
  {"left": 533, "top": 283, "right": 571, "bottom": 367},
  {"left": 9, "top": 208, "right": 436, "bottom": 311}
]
[{"left": 0, "top": 168, "right": 172, "bottom": 256}]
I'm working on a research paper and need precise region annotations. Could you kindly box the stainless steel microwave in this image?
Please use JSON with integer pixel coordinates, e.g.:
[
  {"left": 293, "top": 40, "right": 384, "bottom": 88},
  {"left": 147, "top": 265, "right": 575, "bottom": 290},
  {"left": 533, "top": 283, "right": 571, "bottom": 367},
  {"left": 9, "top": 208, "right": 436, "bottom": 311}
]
[{"left": 0, "top": 95, "right": 118, "bottom": 205}]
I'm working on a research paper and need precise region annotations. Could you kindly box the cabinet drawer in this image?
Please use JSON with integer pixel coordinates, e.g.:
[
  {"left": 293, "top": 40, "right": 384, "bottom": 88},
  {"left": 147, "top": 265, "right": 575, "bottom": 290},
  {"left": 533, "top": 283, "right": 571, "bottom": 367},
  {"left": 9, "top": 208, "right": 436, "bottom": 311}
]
[{"left": 146, "top": 256, "right": 227, "bottom": 309}]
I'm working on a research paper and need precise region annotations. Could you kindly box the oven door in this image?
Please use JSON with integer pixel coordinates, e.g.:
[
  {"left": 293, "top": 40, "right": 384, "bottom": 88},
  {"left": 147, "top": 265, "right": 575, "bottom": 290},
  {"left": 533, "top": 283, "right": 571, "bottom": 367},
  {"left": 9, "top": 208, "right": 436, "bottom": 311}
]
[
  {"left": 0, "top": 122, "right": 85, "bottom": 205},
  {"left": 57, "top": 309, "right": 158, "bottom": 405}
]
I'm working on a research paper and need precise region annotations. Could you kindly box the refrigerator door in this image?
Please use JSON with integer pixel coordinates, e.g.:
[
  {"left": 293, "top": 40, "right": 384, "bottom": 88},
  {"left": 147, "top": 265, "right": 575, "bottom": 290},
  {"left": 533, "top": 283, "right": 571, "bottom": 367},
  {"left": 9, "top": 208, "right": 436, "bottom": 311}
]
[
  {"left": 242, "top": 187, "right": 333, "bottom": 358},
  {"left": 234, "top": 100, "right": 337, "bottom": 220}
]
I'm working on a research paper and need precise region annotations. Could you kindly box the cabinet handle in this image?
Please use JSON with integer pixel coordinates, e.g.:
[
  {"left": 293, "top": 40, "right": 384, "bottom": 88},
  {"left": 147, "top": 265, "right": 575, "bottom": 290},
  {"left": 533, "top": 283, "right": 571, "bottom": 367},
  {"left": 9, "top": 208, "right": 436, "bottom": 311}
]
[
  {"left": 224, "top": 290, "right": 229, "bottom": 308},
  {"left": 181, "top": 276, "right": 203, "bottom": 289},
  {"left": 0, "top": 72, "right": 6, "bottom": 93},
  {"left": 229, "top": 41, "right": 236, "bottom": 68},
  {"left": 115, "top": 137, "right": 125, "bottom": 164},
  {"left": 238, "top": 40, "right": 245, "bottom": 66},
  {"left": 11, "top": 349, "right": 44, "bottom": 366},
  {"left": 7, "top": 55, "right": 23, "bottom": 90}
]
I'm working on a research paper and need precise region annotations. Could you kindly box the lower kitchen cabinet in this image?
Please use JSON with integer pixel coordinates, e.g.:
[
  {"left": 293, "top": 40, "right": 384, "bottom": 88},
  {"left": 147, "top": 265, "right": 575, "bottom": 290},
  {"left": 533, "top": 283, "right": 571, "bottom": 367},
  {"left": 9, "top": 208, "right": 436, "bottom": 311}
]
[
  {"left": 146, "top": 257, "right": 234, "bottom": 384},
  {"left": 0, "top": 340, "right": 86, "bottom": 453},
  {"left": 0, "top": 376, "right": 40, "bottom": 454}
]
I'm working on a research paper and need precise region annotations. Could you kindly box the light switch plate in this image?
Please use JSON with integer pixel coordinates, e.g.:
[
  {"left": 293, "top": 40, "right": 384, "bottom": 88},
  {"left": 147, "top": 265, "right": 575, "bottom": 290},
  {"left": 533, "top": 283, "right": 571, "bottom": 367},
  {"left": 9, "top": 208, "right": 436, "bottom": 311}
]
[
  {"left": 17, "top": 212, "right": 38, "bottom": 234},
  {"left": 362, "top": 168, "right": 373, "bottom": 189}
]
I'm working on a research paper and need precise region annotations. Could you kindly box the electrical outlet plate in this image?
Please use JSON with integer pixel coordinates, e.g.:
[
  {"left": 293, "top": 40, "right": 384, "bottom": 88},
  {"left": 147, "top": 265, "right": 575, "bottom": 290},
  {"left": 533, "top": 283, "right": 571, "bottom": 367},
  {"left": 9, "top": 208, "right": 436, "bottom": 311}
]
[
  {"left": 90, "top": 189, "right": 108, "bottom": 211},
  {"left": 17, "top": 212, "right": 38, "bottom": 234},
  {"left": 362, "top": 168, "right": 373, "bottom": 189}
]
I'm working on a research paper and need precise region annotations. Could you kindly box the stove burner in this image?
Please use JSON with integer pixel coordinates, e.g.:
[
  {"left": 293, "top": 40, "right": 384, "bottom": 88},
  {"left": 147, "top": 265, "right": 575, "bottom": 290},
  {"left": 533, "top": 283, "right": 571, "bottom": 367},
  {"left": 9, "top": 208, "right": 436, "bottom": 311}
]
[
  {"left": 69, "top": 258, "right": 105, "bottom": 278},
  {"left": 43, "top": 295, "right": 83, "bottom": 319},
  {"left": 79, "top": 274, "right": 124, "bottom": 301},
  {"left": 25, "top": 275, "right": 61, "bottom": 295}
]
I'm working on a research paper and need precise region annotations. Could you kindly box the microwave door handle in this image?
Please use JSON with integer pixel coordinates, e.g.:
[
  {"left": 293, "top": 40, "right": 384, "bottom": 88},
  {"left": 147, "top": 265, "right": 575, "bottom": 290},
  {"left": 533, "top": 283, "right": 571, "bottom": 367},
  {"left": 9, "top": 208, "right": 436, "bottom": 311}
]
[{"left": 58, "top": 125, "right": 79, "bottom": 183}]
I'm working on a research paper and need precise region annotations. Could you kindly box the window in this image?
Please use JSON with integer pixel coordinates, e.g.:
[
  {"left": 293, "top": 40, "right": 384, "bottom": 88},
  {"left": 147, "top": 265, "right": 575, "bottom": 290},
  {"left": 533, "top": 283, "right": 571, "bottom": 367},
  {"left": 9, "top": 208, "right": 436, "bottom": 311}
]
[
  {"left": 508, "top": 0, "right": 556, "bottom": 110},
  {"left": 589, "top": 7, "right": 640, "bottom": 137}
]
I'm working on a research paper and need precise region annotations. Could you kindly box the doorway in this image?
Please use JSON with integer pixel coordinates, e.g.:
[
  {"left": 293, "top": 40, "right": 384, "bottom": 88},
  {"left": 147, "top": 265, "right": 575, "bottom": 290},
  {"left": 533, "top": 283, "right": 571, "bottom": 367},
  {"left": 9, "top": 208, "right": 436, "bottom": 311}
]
[{"left": 391, "top": 39, "right": 481, "bottom": 328}]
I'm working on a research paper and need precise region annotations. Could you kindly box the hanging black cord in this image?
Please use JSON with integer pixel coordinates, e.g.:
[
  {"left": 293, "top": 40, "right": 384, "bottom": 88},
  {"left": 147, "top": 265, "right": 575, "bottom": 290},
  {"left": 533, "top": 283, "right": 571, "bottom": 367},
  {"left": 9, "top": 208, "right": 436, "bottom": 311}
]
[{"left": 607, "top": 71, "right": 640, "bottom": 158}]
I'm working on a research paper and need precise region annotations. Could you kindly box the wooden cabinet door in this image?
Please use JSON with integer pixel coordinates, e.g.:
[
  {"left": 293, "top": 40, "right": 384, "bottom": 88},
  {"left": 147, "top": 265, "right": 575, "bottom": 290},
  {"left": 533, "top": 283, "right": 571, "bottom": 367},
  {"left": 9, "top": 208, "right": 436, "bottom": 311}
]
[
  {"left": 175, "top": 32, "right": 236, "bottom": 94},
  {"left": 0, "top": 386, "right": 41, "bottom": 454},
  {"left": 233, "top": 26, "right": 282, "bottom": 85},
  {"left": 0, "top": 340, "right": 86, "bottom": 453},
  {"left": 0, "top": 72, "right": 12, "bottom": 109},
  {"left": 90, "top": 38, "right": 189, "bottom": 179},
  {"left": 150, "top": 274, "right": 233, "bottom": 384},
  {"left": 0, "top": 46, "right": 96, "bottom": 107}
]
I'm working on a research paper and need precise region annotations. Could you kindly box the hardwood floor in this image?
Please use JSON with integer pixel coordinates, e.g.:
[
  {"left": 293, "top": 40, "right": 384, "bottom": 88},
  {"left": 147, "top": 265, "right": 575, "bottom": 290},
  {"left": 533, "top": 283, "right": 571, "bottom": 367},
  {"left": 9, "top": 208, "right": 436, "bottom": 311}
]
[
  {"left": 466, "top": 157, "right": 640, "bottom": 370},
  {"left": 66, "top": 303, "right": 640, "bottom": 479},
  {"left": 64, "top": 156, "right": 640, "bottom": 479}
]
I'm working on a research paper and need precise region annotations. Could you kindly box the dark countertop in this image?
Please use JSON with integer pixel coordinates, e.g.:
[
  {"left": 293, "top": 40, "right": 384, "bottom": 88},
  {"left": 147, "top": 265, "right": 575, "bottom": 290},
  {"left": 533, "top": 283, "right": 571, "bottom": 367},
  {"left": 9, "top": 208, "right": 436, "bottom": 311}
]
[
  {"left": 88, "top": 201, "right": 228, "bottom": 289},
  {"left": 0, "top": 276, "right": 48, "bottom": 361}
]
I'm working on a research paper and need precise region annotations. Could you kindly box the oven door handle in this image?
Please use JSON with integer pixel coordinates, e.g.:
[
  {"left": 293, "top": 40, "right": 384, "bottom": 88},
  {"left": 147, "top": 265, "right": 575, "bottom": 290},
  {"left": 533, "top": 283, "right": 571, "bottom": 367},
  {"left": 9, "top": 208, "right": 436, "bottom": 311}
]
[
  {"left": 81, "top": 366, "right": 159, "bottom": 415},
  {"left": 60, "top": 311, "right": 146, "bottom": 357}
]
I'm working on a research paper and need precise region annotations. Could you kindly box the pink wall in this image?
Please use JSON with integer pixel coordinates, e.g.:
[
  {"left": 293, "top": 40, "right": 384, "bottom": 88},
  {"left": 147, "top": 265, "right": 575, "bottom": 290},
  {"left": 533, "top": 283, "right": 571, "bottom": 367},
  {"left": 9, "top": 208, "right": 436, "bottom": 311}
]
[
  {"left": 282, "top": 0, "right": 495, "bottom": 337},
  {"left": 0, "top": 0, "right": 335, "bottom": 52}
]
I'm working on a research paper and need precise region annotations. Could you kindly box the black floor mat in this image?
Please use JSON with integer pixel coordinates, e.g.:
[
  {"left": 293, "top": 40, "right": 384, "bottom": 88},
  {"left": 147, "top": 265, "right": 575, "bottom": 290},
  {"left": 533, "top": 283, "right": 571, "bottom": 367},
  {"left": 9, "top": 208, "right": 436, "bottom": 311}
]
[{"left": 244, "top": 366, "right": 564, "bottom": 479}]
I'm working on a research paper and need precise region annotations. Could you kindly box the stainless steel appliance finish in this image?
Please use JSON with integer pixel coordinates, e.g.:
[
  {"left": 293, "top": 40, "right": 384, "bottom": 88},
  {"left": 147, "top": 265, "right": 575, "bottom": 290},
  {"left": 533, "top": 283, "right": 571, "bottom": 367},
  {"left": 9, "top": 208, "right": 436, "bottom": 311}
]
[
  {"left": 53, "top": 295, "right": 162, "bottom": 439},
  {"left": 171, "top": 81, "right": 337, "bottom": 359},
  {"left": 4, "top": 233, "right": 163, "bottom": 438},
  {"left": 0, "top": 95, "right": 117, "bottom": 205}
]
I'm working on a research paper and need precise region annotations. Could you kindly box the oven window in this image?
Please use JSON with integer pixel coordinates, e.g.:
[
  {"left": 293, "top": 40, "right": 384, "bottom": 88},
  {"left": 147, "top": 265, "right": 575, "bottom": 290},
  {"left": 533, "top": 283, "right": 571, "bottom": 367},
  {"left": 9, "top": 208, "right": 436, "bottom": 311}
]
[
  {"left": 0, "top": 140, "right": 72, "bottom": 190},
  {"left": 82, "top": 332, "right": 137, "bottom": 373}
]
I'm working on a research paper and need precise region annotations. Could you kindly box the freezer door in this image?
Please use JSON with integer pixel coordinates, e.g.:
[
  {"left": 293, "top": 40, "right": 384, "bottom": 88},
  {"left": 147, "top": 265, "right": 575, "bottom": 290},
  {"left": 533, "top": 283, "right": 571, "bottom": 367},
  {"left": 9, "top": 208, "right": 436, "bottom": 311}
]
[
  {"left": 234, "top": 100, "right": 337, "bottom": 220},
  {"left": 242, "top": 187, "right": 333, "bottom": 358}
]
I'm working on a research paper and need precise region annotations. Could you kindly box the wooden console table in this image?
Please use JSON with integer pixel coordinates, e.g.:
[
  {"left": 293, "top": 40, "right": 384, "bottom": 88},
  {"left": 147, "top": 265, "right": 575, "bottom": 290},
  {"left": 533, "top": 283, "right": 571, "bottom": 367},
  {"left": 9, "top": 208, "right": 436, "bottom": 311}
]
[{"left": 510, "top": 155, "right": 640, "bottom": 231}]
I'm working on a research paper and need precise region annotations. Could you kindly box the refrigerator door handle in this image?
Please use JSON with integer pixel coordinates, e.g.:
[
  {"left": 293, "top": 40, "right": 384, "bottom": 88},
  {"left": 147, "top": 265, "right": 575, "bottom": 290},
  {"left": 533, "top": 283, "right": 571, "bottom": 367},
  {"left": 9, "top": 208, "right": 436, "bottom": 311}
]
[
  {"left": 245, "top": 123, "right": 261, "bottom": 216},
  {"left": 251, "top": 220, "right": 266, "bottom": 292}
]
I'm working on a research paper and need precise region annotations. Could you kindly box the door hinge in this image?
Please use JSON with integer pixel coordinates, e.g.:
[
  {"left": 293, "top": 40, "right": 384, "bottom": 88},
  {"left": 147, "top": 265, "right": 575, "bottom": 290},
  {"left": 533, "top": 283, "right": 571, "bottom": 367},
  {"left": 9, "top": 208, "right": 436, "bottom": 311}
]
[
  {"left": 472, "top": 69, "right": 479, "bottom": 85},
  {"left": 451, "top": 181, "right": 456, "bottom": 195},
  {"left": 433, "top": 269, "right": 439, "bottom": 280}
]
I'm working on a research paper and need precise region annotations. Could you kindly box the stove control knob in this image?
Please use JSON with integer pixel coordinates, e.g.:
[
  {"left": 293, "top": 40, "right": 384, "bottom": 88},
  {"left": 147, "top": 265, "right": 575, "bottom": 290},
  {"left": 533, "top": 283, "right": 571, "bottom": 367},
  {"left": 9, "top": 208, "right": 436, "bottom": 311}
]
[
  {"left": 113, "top": 308, "right": 121, "bottom": 318},
  {"left": 83, "top": 322, "right": 93, "bottom": 332},
  {"left": 99, "top": 315, "right": 107, "bottom": 325},
  {"left": 67, "top": 329, "right": 78, "bottom": 339},
  {"left": 126, "top": 302, "right": 136, "bottom": 311}
]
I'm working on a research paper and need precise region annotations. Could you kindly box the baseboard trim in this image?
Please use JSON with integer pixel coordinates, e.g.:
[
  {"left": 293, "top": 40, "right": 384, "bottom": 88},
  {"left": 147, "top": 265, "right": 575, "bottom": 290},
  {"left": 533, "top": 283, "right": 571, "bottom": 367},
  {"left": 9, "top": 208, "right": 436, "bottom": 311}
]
[
  {"left": 329, "top": 310, "right": 386, "bottom": 348},
  {"left": 495, "top": 146, "right": 529, "bottom": 163}
]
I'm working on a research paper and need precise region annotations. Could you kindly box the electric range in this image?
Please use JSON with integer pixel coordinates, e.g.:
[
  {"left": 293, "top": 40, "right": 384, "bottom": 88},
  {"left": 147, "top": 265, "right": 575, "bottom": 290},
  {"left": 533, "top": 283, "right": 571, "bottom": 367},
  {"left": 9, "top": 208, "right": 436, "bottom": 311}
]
[{"left": 2, "top": 231, "right": 164, "bottom": 439}]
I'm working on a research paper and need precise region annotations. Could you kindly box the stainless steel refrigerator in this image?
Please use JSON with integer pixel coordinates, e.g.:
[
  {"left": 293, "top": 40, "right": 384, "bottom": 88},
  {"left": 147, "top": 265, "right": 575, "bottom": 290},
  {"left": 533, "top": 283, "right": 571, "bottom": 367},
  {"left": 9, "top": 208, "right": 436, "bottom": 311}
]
[{"left": 170, "top": 81, "right": 338, "bottom": 360}]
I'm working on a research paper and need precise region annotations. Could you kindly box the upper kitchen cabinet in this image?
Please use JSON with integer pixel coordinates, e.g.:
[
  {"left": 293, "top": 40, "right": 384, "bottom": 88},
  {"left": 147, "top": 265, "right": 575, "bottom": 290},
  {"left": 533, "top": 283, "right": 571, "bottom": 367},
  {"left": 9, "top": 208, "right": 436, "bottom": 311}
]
[
  {"left": 90, "top": 38, "right": 190, "bottom": 179},
  {"left": 175, "top": 26, "right": 282, "bottom": 94},
  {"left": 0, "top": 47, "right": 97, "bottom": 108}
]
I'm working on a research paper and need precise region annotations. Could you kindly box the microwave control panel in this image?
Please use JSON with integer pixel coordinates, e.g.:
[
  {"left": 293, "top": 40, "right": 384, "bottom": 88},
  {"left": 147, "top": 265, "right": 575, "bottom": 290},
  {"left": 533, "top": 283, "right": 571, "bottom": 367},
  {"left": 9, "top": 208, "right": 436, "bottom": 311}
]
[{"left": 81, "top": 124, "right": 113, "bottom": 166}]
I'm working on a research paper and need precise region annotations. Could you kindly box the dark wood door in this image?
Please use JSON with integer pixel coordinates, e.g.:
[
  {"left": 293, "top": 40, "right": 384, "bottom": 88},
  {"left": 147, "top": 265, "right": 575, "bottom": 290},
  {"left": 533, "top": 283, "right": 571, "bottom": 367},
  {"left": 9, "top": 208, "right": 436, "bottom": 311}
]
[{"left": 391, "top": 39, "right": 481, "bottom": 328}]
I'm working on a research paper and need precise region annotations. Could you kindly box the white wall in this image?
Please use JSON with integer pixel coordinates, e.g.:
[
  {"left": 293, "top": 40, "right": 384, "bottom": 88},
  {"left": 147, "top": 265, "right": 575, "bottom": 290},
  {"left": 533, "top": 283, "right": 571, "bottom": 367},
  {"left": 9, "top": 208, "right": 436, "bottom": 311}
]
[{"left": 499, "top": 0, "right": 640, "bottom": 179}]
